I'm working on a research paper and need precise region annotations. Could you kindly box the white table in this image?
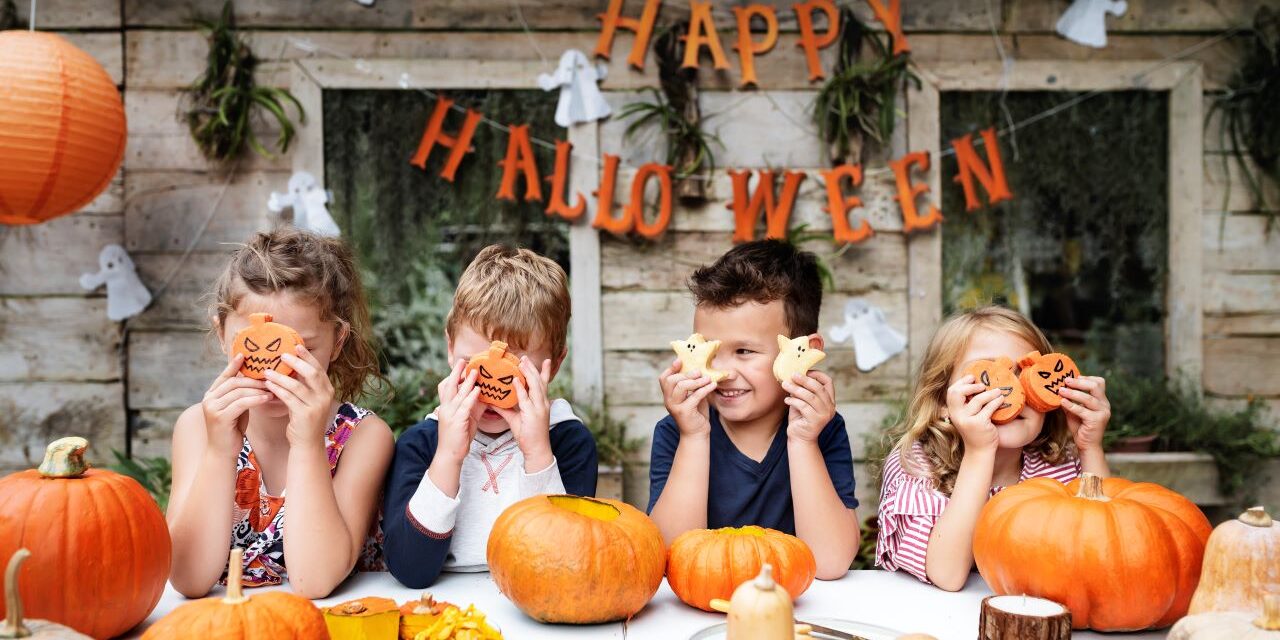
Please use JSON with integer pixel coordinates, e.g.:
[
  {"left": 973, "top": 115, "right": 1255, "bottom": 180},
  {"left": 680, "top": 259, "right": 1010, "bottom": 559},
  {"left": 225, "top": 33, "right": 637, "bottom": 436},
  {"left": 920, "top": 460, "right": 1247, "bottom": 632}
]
[{"left": 130, "top": 571, "right": 1166, "bottom": 639}]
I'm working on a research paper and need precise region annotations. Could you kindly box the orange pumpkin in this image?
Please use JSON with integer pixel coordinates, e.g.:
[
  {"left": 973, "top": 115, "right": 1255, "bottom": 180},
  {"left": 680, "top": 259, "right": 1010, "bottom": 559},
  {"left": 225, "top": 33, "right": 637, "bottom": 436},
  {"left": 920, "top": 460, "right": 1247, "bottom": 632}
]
[
  {"left": 666, "top": 526, "right": 816, "bottom": 612},
  {"left": 1017, "top": 350, "right": 1079, "bottom": 412},
  {"left": 974, "top": 473, "right": 1212, "bottom": 631},
  {"left": 322, "top": 597, "right": 399, "bottom": 640},
  {"left": 0, "top": 437, "right": 171, "bottom": 638},
  {"left": 961, "top": 357, "right": 1025, "bottom": 424},
  {"left": 487, "top": 495, "right": 665, "bottom": 623},
  {"left": 142, "top": 549, "right": 328, "bottom": 639},
  {"left": 465, "top": 341, "right": 526, "bottom": 409},
  {"left": 231, "top": 312, "right": 304, "bottom": 380}
]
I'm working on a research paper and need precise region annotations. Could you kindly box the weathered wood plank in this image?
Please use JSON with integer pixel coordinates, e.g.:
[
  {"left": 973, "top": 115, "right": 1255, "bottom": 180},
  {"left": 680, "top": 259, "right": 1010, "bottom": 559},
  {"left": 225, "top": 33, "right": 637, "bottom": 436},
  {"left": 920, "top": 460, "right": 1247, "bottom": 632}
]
[
  {"left": 1005, "top": 0, "right": 1280, "bottom": 33},
  {"left": 0, "top": 214, "right": 123, "bottom": 296},
  {"left": 130, "top": 252, "right": 229, "bottom": 330},
  {"left": 918, "top": 60, "right": 1193, "bottom": 92},
  {"left": 131, "top": 408, "right": 184, "bottom": 459},
  {"left": 1204, "top": 154, "right": 1280, "bottom": 213},
  {"left": 127, "top": 330, "right": 224, "bottom": 410},
  {"left": 1204, "top": 314, "right": 1280, "bottom": 337},
  {"left": 125, "top": 90, "right": 294, "bottom": 172},
  {"left": 15, "top": 0, "right": 119, "bottom": 29},
  {"left": 1203, "top": 213, "right": 1280, "bottom": 271},
  {"left": 62, "top": 32, "right": 124, "bottom": 86},
  {"left": 1204, "top": 337, "right": 1280, "bottom": 397},
  {"left": 125, "top": 170, "right": 286, "bottom": 253},
  {"left": 124, "top": 0, "right": 418, "bottom": 29},
  {"left": 906, "top": 70, "right": 941, "bottom": 381},
  {"left": 1167, "top": 67, "right": 1203, "bottom": 390},
  {"left": 1205, "top": 396, "right": 1280, "bottom": 426},
  {"left": 0, "top": 382, "right": 126, "bottom": 474},
  {"left": 0, "top": 298, "right": 121, "bottom": 382},
  {"left": 1204, "top": 271, "right": 1280, "bottom": 316}
]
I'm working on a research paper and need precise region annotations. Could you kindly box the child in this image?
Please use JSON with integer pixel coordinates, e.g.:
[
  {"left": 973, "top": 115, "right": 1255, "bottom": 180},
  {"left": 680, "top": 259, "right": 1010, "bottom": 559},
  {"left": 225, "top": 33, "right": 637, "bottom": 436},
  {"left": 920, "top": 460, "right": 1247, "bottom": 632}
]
[
  {"left": 876, "top": 306, "right": 1112, "bottom": 591},
  {"left": 167, "top": 229, "right": 394, "bottom": 599},
  {"left": 649, "top": 240, "right": 860, "bottom": 580},
  {"left": 382, "top": 245, "right": 598, "bottom": 589}
]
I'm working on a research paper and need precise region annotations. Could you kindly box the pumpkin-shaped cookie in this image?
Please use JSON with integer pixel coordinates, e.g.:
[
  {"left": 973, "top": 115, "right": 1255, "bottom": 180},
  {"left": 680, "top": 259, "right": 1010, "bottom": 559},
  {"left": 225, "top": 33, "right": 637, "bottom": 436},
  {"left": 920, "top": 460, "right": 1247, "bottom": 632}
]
[
  {"left": 1017, "top": 351, "right": 1079, "bottom": 413},
  {"left": 961, "top": 357, "right": 1025, "bottom": 424},
  {"left": 465, "top": 341, "right": 526, "bottom": 409},
  {"left": 231, "top": 313, "right": 304, "bottom": 380}
]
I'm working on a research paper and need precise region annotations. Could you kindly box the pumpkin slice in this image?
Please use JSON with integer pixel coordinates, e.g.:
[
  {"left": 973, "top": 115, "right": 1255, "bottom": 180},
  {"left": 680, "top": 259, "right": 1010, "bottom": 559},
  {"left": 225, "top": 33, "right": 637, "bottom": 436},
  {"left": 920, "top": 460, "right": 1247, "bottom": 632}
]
[
  {"left": 398, "top": 594, "right": 458, "bottom": 640},
  {"left": 323, "top": 597, "right": 400, "bottom": 640}
]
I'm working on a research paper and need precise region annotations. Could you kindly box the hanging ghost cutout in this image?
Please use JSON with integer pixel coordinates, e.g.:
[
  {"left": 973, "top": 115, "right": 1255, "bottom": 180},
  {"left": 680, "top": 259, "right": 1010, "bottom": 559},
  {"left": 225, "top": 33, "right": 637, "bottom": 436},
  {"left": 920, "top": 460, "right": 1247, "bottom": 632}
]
[
  {"left": 828, "top": 298, "right": 907, "bottom": 372},
  {"left": 1055, "top": 0, "right": 1128, "bottom": 48},
  {"left": 80, "top": 244, "right": 152, "bottom": 321},
  {"left": 537, "top": 49, "right": 612, "bottom": 127},
  {"left": 267, "top": 171, "right": 341, "bottom": 237}
]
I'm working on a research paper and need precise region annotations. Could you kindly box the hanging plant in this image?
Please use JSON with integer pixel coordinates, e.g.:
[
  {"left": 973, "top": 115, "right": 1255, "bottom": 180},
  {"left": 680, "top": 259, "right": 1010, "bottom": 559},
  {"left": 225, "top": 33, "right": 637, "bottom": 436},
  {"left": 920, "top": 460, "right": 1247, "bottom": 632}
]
[
  {"left": 1209, "top": 7, "right": 1280, "bottom": 231},
  {"left": 616, "top": 23, "right": 721, "bottom": 204},
  {"left": 813, "top": 8, "right": 918, "bottom": 166},
  {"left": 185, "top": 1, "right": 304, "bottom": 162}
]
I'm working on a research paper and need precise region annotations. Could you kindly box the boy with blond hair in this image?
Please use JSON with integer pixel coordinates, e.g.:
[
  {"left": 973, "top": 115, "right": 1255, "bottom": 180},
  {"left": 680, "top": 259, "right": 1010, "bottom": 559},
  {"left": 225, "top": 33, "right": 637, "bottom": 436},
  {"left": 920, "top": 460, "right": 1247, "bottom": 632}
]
[{"left": 383, "top": 245, "right": 598, "bottom": 588}]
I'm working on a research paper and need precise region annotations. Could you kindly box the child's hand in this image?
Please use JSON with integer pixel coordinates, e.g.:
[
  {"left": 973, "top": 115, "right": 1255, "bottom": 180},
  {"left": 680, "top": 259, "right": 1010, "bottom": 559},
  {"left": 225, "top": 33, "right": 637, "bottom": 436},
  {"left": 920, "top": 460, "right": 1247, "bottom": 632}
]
[
  {"left": 1059, "top": 376, "right": 1111, "bottom": 453},
  {"left": 945, "top": 375, "right": 1005, "bottom": 453},
  {"left": 202, "top": 354, "right": 270, "bottom": 456},
  {"left": 782, "top": 371, "right": 836, "bottom": 443},
  {"left": 494, "top": 356, "right": 554, "bottom": 471},
  {"left": 265, "top": 345, "right": 337, "bottom": 448},
  {"left": 659, "top": 358, "right": 716, "bottom": 438},
  {"left": 435, "top": 359, "right": 484, "bottom": 464}
]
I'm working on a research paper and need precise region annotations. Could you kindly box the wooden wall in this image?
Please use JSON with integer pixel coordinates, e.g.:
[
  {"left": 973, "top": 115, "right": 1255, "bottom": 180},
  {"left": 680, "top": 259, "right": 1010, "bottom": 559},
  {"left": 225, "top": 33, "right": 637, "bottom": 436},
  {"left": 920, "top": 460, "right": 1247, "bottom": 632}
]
[{"left": 3, "top": 0, "right": 1277, "bottom": 514}]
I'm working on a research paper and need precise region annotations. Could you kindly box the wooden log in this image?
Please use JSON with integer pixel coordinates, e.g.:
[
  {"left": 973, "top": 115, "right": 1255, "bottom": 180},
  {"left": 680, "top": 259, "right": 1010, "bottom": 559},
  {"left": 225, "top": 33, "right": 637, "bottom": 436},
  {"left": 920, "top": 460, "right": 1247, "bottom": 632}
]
[{"left": 978, "top": 595, "right": 1071, "bottom": 640}]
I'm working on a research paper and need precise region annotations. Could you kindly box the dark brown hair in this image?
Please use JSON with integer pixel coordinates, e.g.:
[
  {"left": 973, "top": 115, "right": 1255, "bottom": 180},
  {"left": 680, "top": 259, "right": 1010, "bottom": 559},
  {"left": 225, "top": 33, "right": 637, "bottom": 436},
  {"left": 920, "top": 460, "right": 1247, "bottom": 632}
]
[
  {"left": 687, "top": 239, "right": 822, "bottom": 336},
  {"left": 209, "top": 228, "right": 383, "bottom": 402}
]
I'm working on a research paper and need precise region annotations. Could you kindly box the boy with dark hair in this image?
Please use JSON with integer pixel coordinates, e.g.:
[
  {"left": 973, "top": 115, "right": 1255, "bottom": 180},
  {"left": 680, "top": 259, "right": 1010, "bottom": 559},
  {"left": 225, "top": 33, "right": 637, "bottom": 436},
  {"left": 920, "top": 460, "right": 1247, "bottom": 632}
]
[{"left": 649, "top": 239, "right": 860, "bottom": 579}]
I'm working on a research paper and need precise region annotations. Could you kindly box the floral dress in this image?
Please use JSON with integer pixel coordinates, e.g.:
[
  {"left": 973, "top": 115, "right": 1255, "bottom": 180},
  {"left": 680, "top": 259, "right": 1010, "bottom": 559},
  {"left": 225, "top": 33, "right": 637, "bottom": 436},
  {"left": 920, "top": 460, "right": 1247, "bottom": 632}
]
[{"left": 223, "top": 402, "right": 386, "bottom": 587}]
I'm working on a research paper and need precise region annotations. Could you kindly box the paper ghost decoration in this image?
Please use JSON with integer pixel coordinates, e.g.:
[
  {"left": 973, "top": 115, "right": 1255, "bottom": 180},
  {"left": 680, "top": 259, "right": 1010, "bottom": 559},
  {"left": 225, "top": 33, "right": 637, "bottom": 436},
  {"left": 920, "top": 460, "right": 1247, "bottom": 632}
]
[
  {"left": 267, "top": 171, "right": 341, "bottom": 237},
  {"left": 537, "top": 49, "right": 612, "bottom": 128},
  {"left": 828, "top": 298, "right": 907, "bottom": 372},
  {"left": 1055, "top": 0, "right": 1128, "bottom": 48},
  {"left": 80, "top": 244, "right": 152, "bottom": 321},
  {"left": 350, "top": 0, "right": 374, "bottom": 5}
]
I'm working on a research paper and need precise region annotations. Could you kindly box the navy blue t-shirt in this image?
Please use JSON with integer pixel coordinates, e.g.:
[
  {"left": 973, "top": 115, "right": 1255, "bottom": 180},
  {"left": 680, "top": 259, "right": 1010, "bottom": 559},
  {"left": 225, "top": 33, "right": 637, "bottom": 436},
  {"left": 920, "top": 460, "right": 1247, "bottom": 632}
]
[{"left": 646, "top": 410, "right": 858, "bottom": 534}]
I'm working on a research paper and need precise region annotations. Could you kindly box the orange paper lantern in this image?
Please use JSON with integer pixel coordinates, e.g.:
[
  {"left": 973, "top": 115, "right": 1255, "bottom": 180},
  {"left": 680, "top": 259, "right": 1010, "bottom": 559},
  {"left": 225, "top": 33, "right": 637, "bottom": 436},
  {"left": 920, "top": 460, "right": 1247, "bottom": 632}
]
[{"left": 0, "top": 31, "right": 126, "bottom": 225}]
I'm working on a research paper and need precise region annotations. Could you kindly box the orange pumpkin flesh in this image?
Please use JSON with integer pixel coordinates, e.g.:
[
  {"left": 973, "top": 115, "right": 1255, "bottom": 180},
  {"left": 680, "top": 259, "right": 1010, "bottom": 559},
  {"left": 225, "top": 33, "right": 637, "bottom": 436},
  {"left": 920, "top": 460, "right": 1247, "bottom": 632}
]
[
  {"left": 667, "top": 526, "right": 816, "bottom": 612},
  {"left": 1017, "top": 351, "right": 1079, "bottom": 413},
  {"left": 231, "top": 312, "right": 304, "bottom": 380},
  {"left": 487, "top": 495, "right": 665, "bottom": 624},
  {"left": 974, "top": 473, "right": 1211, "bottom": 631},
  {"left": 961, "top": 357, "right": 1025, "bottom": 424},
  {"left": 0, "top": 437, "right": 171, "bottom": 639},
  {"left": 465, "top": 341, "right": 526, "bottom": 409}
]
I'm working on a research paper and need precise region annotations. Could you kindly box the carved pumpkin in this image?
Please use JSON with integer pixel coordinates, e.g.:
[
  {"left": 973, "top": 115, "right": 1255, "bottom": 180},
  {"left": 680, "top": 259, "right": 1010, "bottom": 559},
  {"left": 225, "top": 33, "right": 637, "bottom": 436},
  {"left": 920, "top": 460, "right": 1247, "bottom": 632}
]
[
  {"left": 974, "top": 473, "right": 1212, "bottom": 631},
  {"left": 1170, "top": 594, "right": 1280, "bottom": 640},
  {"left": 487, "top": 495, "right": 665, "bottom": 623},
  {"left": 465, "top": 341, "right": 526, "bottom": 409},
  {"left": 0, "top": 550, "right": 91, "bottom": 639},
  {"left": 1189, "top": 507, "right": 1280, "bottom": 615},
  {"left": 961, "top": 357, "right": 1025, "bottom": 424},
  {"left": 726, "top": 564, "right": 793, "bottom": 640},
  {"left": 141, "top": 549, "right": 328, "bottom": 639},
  {"left": 323, "top": 597, "right": 399, "bottom": 640},
  {"left": 0, "top": 437, "right": 171, "bottom": 639},
  {"left": 667, "top": 526, "right": 816, "bottom": 612},
  {"left": 231, "top": 312, "right": 304, "bottom": 380},
  {"left": 1017, "top": 351, "right": 1079, "bottom": 413}
]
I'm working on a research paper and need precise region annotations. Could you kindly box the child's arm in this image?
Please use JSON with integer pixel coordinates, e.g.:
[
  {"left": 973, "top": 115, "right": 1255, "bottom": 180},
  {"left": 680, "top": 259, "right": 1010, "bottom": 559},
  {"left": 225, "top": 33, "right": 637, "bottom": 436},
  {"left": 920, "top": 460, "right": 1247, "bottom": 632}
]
[
  {"left": 648, "top": 359, "right": 718, "bottom": 545},
  {"left": 167, "top": 354, "right": 271, "bottom": 598},
  {"left": 548, "top": 422, "right": 599, "bottom": 497},
  {"left": 1060, "top": 376, "right": 1112, "bottom": 477},
  {"left": 495, "top": 356, "right": 561, "bottom": 491},
  {"left": 782, "top": 372, "right": 859, "bottom": 579}
]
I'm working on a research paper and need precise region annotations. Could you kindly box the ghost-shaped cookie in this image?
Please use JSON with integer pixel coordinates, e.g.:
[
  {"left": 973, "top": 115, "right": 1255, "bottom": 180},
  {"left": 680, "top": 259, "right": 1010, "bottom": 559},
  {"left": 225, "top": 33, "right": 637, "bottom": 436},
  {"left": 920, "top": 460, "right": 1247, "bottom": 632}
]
[
  {"left": 80, "top": 244, "right": 152, "bottom": 321},
  {"left": 773, "top": 335, "right": 826, "bottom": 383},
  {"left": 670, "top": 333, "right": 728, "bottom": 382}
]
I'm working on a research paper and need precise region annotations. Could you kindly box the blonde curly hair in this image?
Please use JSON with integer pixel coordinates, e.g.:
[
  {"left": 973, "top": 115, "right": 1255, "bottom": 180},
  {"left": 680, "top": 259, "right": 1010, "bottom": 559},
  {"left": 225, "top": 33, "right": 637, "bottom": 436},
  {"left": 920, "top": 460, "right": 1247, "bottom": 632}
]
[{"left": 888, "top": 306, "right": 1074, "bottom": 496}]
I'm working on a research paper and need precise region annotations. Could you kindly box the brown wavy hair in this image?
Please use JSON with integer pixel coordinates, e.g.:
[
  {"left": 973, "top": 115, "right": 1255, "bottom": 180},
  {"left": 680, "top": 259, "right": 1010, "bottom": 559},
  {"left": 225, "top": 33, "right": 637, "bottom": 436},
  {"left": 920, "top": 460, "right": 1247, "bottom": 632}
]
[
  {"left": 887, "top": 306, "right": 1074, "bottom": 496},
  {"left": 208, "top": 228, "right": 384, "bottom": 402}
]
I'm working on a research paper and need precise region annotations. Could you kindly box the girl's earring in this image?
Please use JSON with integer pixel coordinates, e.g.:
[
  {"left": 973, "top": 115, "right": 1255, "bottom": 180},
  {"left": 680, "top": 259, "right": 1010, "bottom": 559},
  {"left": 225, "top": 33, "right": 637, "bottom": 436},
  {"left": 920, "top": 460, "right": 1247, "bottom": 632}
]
[{"left": 941, "top": 414, "right": 951, "bottom": 425}]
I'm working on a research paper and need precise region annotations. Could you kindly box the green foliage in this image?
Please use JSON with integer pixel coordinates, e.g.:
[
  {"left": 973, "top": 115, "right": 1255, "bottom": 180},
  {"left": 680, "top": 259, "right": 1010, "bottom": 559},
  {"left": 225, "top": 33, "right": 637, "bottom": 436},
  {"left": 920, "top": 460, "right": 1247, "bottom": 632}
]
[
  {"left": 109, "top": 450, "right": 172, "bottom": 511},
  {"left": 850, "top": 515, "right": 881, "bottom": 570},
  {"left": 186, "top": 1, "right": 305, "bottom": 162},
  {"left": 573, "top": 403, "right": 646, "bottom": 468}
]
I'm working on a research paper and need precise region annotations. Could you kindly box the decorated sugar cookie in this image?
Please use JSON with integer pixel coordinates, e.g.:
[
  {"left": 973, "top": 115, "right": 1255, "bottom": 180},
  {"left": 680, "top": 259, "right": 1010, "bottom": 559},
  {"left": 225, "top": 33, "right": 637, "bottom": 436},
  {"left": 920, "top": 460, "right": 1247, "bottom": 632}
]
[
  {"left": 1018, "top": 351, "right": 1080, "bottom": 413},
  {"left": 961, "top": 356, "right": 1025, "bottom": 424},
  {"left": 772, "top": 335, "right": 826, "bottom": 383},
  {"left": 465, "top": 340, "right": 526, "bottom": 409},
  {"left": 670, "top": 333, "right": 729, "bottom": 382},
  {"left": 231, "top": 313, "right": 304, "bottom": 380}
]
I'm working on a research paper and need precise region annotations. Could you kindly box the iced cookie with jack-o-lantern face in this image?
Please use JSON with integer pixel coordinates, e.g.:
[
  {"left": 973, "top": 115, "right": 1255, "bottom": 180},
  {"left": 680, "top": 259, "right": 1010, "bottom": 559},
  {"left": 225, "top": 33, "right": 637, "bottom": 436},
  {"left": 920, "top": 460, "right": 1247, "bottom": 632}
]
[
  {"left": 465, "top": 340, "right": 527, "bottom": 409},
  {"left": 670, "top": 333, "right": 729, "bottom": 383},
  {"left": 1018, "top": 350, "right": 1080, "bottom": 413},
  {"left": 231, "top": 313, "right": 304, "bottom": 379},
  {"left": 772, "top": 335, "right": 826, "bottom": 383},
  {"left": 961, "top": 356, "right": 1025, "bottom": 424}
]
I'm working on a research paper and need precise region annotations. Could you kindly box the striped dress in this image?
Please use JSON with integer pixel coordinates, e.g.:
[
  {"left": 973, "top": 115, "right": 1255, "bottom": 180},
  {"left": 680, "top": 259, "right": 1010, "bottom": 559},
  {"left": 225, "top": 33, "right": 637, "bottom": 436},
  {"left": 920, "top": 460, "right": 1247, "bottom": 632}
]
[{"left": 875, "top": 442, "right": 1080, "bottom": 584}]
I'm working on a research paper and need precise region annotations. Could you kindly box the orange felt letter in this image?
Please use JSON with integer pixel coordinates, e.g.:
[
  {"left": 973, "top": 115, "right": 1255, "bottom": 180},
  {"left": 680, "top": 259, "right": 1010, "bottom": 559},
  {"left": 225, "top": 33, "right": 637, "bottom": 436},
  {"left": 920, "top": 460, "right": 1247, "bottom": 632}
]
[
  {"left": 594, "top": 0, "right": 663, "bottom": 70},
  {"left": 409, "top": 96, "right": 481, "bottom": 182},
  {"left": 733, "top": 5, "right": 779, "bottom": 87},
  {"left": 546, "top": 140, "right": 587, "bottom": 220},
  {"left": 629, "top": 163, "right": 674, "bottom": 239},
  {"left": 864, "top": 0, "right": 910, "bottom": 55},
  {"left": 683, "top": 1, "right": 731, "bottom": 70},
  {"left": 592, "top": 154, "right": 633, "bottom": 235},
  {"left": 727, "top": 169, "right": 806, "bottom": 242},
  {"left": 890, "top": 151, "right": 943, "bottom": 233},
  {"left": 821, "top": 164, "right": 874, "bottom": 244},
  {"left": 793, "top": 0, "right": 839, "bottom": 81},
  {"left": 496, "top": 124, "right": 542, "bottom": 202},
  {"left": 950, "top": 127, "right": 1013, "bottom": 212}
]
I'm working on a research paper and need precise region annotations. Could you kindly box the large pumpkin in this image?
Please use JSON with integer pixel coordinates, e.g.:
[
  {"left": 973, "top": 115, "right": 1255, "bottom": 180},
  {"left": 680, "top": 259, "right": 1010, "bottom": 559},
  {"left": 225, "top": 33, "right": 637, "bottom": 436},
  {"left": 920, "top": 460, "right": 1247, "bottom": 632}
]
[
  {"left": 0, "top": 437, "right": 171, "bottom": 638},
  {"left": 1188, "top": 506, "right": 1280, "bottom": 615},
  {"left": 486, "top": 495, "right": 665, "bottom": 623},
  {"left": 974, "top": 473, "right": 1211, "bottom": 631},
  {"left": 667, "top": 526, "right": 816, "bottom": 611}
]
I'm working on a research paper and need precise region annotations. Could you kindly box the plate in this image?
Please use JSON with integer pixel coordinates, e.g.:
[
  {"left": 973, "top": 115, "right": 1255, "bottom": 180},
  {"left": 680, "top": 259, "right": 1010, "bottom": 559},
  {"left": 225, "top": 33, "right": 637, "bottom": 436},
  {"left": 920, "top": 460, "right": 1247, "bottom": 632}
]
[{"left": 689, "top": 617, "right": 906, "bottom": 640}]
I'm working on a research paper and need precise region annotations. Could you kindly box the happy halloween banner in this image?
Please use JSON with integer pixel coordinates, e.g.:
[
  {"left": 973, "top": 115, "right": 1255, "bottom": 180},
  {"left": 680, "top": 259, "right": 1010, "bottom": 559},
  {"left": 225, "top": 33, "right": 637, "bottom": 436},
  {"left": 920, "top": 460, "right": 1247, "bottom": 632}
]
[{"left": 408, "top": 0, "right": 1014, "bottom": 244}]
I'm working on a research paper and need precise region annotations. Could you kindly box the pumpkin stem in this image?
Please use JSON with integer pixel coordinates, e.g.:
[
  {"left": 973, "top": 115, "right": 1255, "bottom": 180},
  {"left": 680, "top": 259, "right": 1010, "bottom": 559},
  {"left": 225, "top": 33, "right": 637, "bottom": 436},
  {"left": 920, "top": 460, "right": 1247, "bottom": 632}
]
[
  {"left": 1, "top": 549, "right": 31, "bottom": 639},
  {"left": 37, "top": 436, "right": 89, "bottom": 479},
  {"left": 1074, "top": 473, "right": 1110, "bottom": 502},
  {"left": 1257, "top": 594, "right": 1280, "bottom": 631},
  {"left": 1240, "top": 506, "right": 1274, "bottom": 528},
  {"left": 222, "top": 548, "right": 249, "bottom": 605},
  {"left": 753, "top": 563, "right": 778, "bottom": 591}
]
